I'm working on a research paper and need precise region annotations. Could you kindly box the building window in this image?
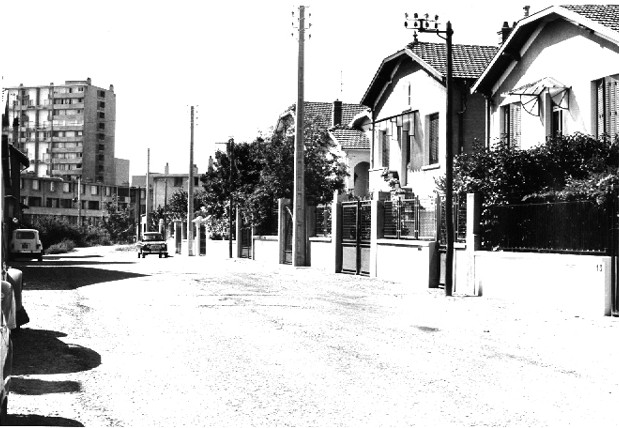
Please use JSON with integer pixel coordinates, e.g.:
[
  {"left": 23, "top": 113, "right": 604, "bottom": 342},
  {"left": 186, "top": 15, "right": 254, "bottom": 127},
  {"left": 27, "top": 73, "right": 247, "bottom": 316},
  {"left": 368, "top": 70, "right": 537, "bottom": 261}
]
[
  {"left": 98, "top": 112, "right": 105, "bottom": 119},
  {"left": 98, "top": 123, "right": 105, "bottom": 131},
  {"left": 381, "top": 130, "right": 389, "bottom": 168},
  {"left": 596, "top": 76, "right": 619, "bottom": 140},
  {"left": 194, "top": 177, "right": 199, "bottom": 186},
  {"left": 501, "top": 103, "right": 521, "bottom": 148},
  {"left": 98, "top": 144, "right": 105, "bottom": 151},
  {"left": 49, "top": 181, "right": 56, "bottom": 192},
  {"left": 29, "top": 197, "right": 42, "bottom": 207},
  {"left": 174, "top": 177, "right": 183, "bottom": 187},
  {"left": 551, "top": 106, "right": 563, "bottom": 137},
  {"left": 105, "top": 186, "right": 112, "bottom": 196},
  {"left": 91, "top": 185, "right": 98, "bottom": 196},
  {"left": 98, "top": 90, "right": 105, "bottom": 98},
  {"left": 63, "top": 182, "right": 71, "bottom": 193},
  {"left": 428, "top": 113, "right": 439, "bottom": 165},
  {"left": 98, "top": 101, "right": 105, "bottom": 109},
  {"left": 31, "top": 180, "right": 39, "bottom": 190},
  {"left": 407, "top": 83, "right": 412, "bottom": 106}
]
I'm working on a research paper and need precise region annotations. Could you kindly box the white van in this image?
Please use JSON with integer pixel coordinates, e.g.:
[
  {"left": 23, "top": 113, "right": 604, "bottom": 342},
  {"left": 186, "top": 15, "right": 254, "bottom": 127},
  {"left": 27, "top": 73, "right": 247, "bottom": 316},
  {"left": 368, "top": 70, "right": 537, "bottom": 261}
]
[{"left": 10, "top": 229, "right": 43, "bottom": 262}]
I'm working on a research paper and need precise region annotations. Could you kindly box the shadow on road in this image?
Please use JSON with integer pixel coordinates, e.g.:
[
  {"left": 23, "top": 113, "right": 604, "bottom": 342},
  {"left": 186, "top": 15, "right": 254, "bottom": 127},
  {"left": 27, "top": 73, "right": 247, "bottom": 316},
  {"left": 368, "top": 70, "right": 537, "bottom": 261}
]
[
  {"left": 5, "top": 414, "right": 84, "bottom": 426},
  {"left": 12, "top": 328, "right": 101, "bottom": 376},
  {"left": 11, "top": 378, "right": 81, "bottom": 395},
  {"left": 14, "top": 265, "right": 148, "bottom": 290}
]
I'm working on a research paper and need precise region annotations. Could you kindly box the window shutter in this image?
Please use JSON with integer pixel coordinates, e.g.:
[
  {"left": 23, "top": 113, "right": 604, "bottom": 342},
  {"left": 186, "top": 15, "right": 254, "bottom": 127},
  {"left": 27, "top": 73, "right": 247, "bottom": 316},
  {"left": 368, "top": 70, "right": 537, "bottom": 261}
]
[
  {"left": 608, "top": 77, "right": 619, "bottom": 140},
  {"left": 597, "top": 79, "right": 606, "bottom": 138},
  {"left": 509, "top": 103, "right": 521, "bottom": 148}
]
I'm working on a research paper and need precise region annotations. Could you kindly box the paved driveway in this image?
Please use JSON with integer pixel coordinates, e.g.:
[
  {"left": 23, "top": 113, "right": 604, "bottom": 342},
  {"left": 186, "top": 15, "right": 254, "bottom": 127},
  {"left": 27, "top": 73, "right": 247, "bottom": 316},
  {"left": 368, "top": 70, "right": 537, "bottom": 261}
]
[{"left": 6, "top": 245, "right": 619, "bottom": 427}]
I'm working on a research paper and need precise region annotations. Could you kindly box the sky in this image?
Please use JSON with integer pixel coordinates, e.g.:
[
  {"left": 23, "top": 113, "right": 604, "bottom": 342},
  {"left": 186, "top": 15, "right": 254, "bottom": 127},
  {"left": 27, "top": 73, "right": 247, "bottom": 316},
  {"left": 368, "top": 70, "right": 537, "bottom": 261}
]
[{"left": 0, "top": 0, "right": 593, "bottom": 176}]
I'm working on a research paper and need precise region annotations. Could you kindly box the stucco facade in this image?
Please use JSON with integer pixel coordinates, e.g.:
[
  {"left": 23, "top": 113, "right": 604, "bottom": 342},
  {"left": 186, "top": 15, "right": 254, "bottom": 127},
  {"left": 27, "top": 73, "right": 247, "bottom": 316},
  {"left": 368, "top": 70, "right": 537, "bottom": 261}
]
[{"left": 473, "top": 5, "right": 619, "bottom": 147}]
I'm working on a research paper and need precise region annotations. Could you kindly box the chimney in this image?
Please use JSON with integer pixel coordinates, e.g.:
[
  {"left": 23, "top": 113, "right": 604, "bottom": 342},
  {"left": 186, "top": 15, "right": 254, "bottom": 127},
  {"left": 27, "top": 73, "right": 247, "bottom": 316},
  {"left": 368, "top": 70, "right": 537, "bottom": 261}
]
[
  {"left": 164, "top": 163, "right": 169, "bottom": 175},
  {"left": 499, "top": 21, "right": 513, "bottom": 44},
  {"left": 333, "top": 100, "right": 343, "bottom": 126},
  {"left": 523, "top": 6, "right": 530, "bottom": 17},
  {"left": 109, "top": 84, "right": 114, "bottom": 92}
]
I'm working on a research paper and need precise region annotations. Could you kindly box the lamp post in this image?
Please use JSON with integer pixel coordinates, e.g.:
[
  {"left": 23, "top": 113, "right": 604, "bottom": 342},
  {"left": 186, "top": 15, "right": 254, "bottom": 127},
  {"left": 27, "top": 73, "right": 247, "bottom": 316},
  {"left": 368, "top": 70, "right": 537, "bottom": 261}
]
[{"left": 405, "top": 12, "right": 455, "bottom": 296}]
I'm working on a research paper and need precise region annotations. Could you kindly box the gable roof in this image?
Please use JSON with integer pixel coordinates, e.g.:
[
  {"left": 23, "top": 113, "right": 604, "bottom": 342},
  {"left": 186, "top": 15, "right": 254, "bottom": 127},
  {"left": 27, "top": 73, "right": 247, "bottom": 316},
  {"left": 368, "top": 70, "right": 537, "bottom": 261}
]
[
  {"left": 562, "top": 4, "right": 619, "bottom": 32},
  {"left": 361, "top": 41, "right": 498, "bottom": 109},
  {"left": 472, "top": 4, "right": 619, "bottom": 96}
]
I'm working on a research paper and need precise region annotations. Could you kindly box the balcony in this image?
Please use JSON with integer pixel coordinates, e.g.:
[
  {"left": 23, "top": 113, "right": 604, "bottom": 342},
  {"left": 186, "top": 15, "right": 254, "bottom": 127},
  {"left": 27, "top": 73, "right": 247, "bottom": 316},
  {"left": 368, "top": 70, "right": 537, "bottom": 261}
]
[
  {"left": 51, "top": 167, "right": 82, "bottom": 175},
  {"left": 50, "top": 136, "right": 83, "bottom": 143},
  {"left": 51, "top": 92, "right": 85, "bottom": 99}
]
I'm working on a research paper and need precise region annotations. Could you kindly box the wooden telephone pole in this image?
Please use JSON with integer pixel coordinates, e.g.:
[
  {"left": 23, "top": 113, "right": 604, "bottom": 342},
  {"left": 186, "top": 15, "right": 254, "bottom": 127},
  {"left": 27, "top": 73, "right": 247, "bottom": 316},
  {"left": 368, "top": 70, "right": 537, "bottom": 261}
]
[
  {"left": 293, "top": 5, "right": 309, "bottom": 266},
  {"left": 187, "top": 106, "right": 195, "bottom": 256}
]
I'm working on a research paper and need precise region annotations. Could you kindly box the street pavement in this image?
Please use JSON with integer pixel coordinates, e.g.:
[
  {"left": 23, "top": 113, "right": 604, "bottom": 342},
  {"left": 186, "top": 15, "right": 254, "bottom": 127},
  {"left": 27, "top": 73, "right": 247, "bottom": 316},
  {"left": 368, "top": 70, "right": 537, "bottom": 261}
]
[{"left": 5, "top": 244, "right": 619, "bottom": 427}]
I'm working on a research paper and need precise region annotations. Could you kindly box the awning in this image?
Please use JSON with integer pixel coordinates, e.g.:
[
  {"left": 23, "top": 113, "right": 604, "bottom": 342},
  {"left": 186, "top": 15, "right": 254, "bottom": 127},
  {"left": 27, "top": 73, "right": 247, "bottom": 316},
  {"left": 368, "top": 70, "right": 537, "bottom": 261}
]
[{"left": 504, "top": 77, "right": 570, "bottom": 116}]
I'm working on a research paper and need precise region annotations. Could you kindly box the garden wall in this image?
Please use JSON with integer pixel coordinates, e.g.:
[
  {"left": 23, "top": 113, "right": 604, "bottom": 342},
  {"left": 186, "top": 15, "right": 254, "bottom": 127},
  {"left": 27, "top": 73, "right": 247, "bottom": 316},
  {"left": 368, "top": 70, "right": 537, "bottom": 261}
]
[{"left": 473, "top": 251, "right": 612, "bottom": 317}]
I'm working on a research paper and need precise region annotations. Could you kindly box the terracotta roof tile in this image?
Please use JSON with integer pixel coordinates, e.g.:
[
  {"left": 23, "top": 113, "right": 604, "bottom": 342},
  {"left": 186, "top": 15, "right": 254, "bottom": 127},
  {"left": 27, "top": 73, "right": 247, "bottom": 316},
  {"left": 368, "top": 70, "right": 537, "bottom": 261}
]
[
  {"left": 562, "top": 4, "right": 619, "bottom": 32},
  {"left": 303, "top": 101, "right": 368, "bottom": 128},
  {"left": 405, "top": 42, "right": 499, "bottom": 79},
  {"left": 331, "top": 128, "right": 370, "bottom": 150}
]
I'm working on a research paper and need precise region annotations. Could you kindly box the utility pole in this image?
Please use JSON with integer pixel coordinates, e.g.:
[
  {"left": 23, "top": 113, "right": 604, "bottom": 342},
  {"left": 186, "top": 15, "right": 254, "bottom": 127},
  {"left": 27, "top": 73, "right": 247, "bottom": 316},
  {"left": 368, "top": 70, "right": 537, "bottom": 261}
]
[
  {"left": 145, "top": 148, "right": 150, "bottom": 234},
  {"left": 405, "top": 13, "right": 455, "bottom": 296},
  {"left": 187, "top": 106, "right": 195, "bottom": 256},
  {"left": 228, "top": 138, "right": 234, "bottom": 259},
  {"left": 292, "top": 5, "right": 310, "bottom": 266}
]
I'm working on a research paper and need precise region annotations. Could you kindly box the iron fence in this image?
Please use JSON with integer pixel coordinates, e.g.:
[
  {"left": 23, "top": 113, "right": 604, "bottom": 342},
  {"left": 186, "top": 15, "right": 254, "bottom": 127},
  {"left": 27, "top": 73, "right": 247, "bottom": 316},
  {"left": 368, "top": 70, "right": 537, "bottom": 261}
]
[
  {"left": 482, "top": 199, "right": 613, "bottom": 254},
  {"left": 313, "top": 204, "right": 332, "bottom": 237},
  {"left": 438, "top": 194, "right": 467, "bottom": 245},
  {"left": 383, "top": 196, "right": 438, "bottom": 240}
]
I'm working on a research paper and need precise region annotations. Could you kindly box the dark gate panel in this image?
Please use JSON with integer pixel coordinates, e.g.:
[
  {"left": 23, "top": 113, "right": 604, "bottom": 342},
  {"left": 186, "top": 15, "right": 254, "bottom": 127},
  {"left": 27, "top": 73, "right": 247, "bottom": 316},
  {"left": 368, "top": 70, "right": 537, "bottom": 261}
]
[
  {"left": 239, "top": 226, "right": 252, "bottom": 259},
  {"left": 199, "top": 225, "right": 207, "bottom": 256},
  {"left": 284, "top": 205, "right": 293, "bottom": 265},
  {"left": 341, "top": 201, "right": 371, "bottom": 276}
]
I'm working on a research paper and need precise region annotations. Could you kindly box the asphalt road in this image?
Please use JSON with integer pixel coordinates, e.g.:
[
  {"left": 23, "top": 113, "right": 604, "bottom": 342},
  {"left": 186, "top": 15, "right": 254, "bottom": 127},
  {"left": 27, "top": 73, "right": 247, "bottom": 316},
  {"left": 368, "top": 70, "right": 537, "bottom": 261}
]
[{"left": 5, "top": 244, "right": 619, "bottom": 427}]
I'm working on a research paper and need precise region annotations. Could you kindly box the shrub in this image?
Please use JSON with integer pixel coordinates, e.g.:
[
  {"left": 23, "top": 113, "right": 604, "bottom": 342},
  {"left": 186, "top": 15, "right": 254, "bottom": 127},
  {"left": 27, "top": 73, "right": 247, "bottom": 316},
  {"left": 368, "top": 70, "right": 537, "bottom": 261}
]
[{"left": 45, "top": 239, "right": 76, "bottom": 254}]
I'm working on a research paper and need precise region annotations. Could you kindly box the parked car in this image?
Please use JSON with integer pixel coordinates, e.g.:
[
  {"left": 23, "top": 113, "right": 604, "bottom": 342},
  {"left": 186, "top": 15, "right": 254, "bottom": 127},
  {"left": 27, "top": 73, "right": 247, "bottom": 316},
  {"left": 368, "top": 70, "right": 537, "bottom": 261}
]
[
  {"left": 9, "top": 229, "right": 42, "bottom": 262},
  {"left": 137, "top": 232, "right": 169, "bottom": 258},
  {"left": 1, "top": 280, "right": 14, "bottom": 425}
]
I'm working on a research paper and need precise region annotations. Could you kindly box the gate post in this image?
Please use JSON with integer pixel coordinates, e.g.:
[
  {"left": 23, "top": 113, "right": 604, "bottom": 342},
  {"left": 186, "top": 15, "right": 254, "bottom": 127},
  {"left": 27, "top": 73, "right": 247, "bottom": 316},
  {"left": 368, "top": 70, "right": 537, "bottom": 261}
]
[
  {"left": 466, "top": 192, "right": 482, "bottom": 296},
  {"left": 332, "top": 192, "right": 343, "bottom": 273},
  {"left": 369, "top": 199, "right": 383, "bottom": 277}
]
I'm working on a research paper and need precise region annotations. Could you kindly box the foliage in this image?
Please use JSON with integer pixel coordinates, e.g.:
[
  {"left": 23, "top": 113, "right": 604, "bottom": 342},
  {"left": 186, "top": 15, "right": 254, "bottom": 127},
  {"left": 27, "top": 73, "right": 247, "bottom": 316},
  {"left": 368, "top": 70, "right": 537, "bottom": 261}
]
[
  {"left": 44, "top": 239, "right": 76, "bottom": 254},
  {"left": 163, "top": 189, "right": 209, "bottom": 221},
  {"left": 102, "top": 201, "right": 135, "bottom": 243},
  {"left": 29, "top": 216, "right": 110, "bottom": 248},
  {"left": 200, "top": 115, "right": 348, "bottom": 230},
  {"left": 447, "top": 134, "right": 619, "bottom": 206}
]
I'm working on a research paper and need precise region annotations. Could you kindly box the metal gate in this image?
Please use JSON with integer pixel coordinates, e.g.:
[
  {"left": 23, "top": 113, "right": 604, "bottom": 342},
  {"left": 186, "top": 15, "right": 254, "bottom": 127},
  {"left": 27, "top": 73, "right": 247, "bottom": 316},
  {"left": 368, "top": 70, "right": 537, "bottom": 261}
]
[
  {"left": 341, "top": 200, "right": 371, "bottom": 275},
  {"left": 199, "top": 225, "right": 207, "bottom": 256},
  {"left": 239, "top": 225, "right": 252, "bottom": 259}
]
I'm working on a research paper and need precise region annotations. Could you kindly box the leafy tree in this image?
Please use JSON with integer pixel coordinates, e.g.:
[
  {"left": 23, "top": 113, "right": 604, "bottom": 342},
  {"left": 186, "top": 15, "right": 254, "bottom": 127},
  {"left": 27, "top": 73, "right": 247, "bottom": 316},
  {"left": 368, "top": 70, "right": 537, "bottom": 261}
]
[
  {"left": 102, "top": 201, "right": 135, "bottom": 243},
  {"left": 200, "top": 114, "right": 348, "bottom": 229}
]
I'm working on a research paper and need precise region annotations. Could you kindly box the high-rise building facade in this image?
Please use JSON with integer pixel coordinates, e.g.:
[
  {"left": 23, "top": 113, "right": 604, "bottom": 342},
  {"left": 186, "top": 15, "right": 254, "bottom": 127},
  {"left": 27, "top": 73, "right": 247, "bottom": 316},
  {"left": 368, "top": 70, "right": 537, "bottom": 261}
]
[{"left": 6, "top": 78, "right": 116, "bottom": 184}]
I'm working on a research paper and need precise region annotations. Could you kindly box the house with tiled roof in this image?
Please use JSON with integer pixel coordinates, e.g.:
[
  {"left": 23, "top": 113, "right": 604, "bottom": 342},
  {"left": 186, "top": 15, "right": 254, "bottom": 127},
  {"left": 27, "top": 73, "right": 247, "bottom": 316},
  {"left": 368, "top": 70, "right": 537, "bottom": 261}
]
[
  {"left": 471, "top": 4, "right": 619, "bottom": 148},
  {"left": 276, "top": 101, "right": 371, "bottom": 196},
  {"left": 360, "top": 41, "right": 498, "bottom": 198}
]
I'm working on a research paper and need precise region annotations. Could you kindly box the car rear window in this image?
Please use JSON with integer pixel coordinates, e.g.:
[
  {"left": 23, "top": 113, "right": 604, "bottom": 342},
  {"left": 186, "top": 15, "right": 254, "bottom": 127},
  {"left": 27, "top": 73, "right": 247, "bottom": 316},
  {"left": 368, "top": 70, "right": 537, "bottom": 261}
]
[
  {"left": 16, "top": 231, "right": 36, "bottom": 239},
  {"left": 143, "top": 234, "right": 164, "bottom": 241}
]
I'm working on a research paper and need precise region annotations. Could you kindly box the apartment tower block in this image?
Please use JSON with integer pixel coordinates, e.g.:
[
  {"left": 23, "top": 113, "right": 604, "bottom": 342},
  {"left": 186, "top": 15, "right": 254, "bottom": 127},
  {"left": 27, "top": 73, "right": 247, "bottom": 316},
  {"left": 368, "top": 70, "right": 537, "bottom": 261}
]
[{"left": 6, "top": 78, "right": 116, "bottom": 184}]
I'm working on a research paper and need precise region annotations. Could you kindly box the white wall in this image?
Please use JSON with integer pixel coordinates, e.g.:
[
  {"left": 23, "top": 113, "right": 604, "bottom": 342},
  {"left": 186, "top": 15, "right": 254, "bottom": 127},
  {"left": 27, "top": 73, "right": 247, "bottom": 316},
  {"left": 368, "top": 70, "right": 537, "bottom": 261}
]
[
  {"left": 369, "top": 63, "right": 447, "bottom": 198},
  {"left": 474, "top": 252, "right": 611, "bottom": 317},
  {"left": 491, "top": 19, "right": 619, "bottom": 147}
]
